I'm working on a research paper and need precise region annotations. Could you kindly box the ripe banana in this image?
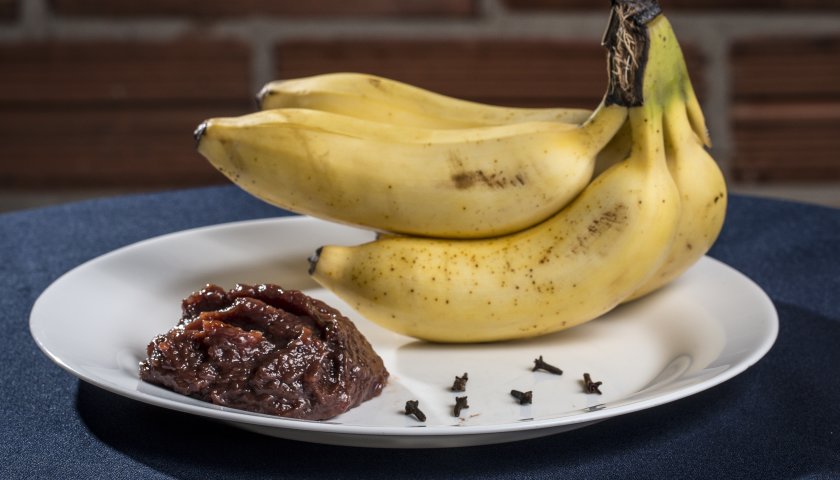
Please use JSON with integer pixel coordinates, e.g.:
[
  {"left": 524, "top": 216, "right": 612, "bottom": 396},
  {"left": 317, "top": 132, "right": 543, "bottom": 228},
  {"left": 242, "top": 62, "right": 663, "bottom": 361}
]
[
  {"left": 258, "top": 72, "right": 593, "bottom": 129},
  {"left": 258, "top": 72, "right": 635, "bottom": 207},
  {"left": 627, "top": 83, "right": 726, "bottom": 300},
  {"left": 309, "top": 7, "right": 685, "bottom": 342},
  {"left": 196, "top": 100, "right": 627, "bottom": 239},
  {"left": 256, "top": 61, "right": 724, "bottom": 302}
]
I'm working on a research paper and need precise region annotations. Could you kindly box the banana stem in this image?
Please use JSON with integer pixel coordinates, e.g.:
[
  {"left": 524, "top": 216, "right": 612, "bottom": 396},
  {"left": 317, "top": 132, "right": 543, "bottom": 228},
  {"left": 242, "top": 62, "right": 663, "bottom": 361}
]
[{"left": 602, "top": 0, "right": 662, "bottom": 107}]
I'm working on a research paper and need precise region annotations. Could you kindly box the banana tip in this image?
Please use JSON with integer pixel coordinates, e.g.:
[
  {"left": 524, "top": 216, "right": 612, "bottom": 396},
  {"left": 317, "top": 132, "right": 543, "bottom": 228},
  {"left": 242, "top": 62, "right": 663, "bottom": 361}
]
[
  {"left": 307, "top": 247, "right": 323, "bottom": 275},
  {"left": 254, "top": 85, "right": 274, "bottom": 108},
  {"left": 193, "top": 121, "right": 208, "bottom": 147},
  {"left": 253, "top": 91, "right": 265, "bottom": 109}
]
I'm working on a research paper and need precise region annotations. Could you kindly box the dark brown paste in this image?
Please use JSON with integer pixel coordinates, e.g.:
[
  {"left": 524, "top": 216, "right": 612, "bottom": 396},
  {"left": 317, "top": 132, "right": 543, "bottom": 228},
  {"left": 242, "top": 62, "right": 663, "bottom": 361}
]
[{"left": 139, "top": 284, "right": 389, "bottom": 420}]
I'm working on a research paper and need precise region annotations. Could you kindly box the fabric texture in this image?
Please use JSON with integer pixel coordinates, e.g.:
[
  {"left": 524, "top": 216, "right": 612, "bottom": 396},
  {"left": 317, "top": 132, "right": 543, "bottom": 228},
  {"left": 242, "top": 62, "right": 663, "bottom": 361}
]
[{"left": 2, "top": 186, "right": 838, "bottom": 479}]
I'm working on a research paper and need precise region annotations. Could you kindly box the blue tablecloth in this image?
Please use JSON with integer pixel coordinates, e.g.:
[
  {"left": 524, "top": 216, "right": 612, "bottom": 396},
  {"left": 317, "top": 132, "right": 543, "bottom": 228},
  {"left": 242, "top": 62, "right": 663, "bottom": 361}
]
[{"left": 2, "top": 186, "right": 838, "bottom": 479}]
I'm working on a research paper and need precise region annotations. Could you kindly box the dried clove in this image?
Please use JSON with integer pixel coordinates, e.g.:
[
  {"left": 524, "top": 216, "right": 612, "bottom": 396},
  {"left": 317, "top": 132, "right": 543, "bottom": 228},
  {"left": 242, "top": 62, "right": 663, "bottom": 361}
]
[
  {"left": 583, "top": 373, "right": 603, "bottom": 394},
  {"left": 510, "top": 389, "right": 533, "bottom": 405},
  {"left": 532, "top": 355, "right": 563, "bottom": 375},
  {"left": 454, "top": 396, "right": 469, "bottom": 417},
  {"left": 404, "top": 400, "right": 426, "bottom": 422},
  {"left": 451, "top": 372, "right": 469, "bottom": 392}
]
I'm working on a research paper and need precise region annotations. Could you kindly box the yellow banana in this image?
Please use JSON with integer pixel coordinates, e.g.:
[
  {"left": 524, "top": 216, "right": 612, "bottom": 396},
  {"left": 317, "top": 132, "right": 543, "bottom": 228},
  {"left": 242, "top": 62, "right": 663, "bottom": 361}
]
[
  {"left": 258, "top": 71, "right": 636, "bottom": 208},
  {"left": 309, "top": 8, "right": 685, "bottom": 342},
  {"left": 196, "top": 100, "right": 627, "bottom": 239},
  {"left": 545, "top": 11, "right": 724, "bottom": 302},
  {"left": 257, "top": 72, "right": 641, "bottom": 183},
  {"left": 627, "top": 84, "right": 726, "bottom": 300},
  {"left": 258, "top": 72, "right": 593, "bottom": 129}
]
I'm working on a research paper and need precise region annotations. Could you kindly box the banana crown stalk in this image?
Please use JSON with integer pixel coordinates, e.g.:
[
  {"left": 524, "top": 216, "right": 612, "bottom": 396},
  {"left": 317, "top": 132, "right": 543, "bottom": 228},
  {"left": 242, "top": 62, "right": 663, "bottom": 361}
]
[
  {"left": 309, "top": 1, "right": 693, "bottom": 342},
  {"left": 589, "top": 1, "right": 725, "bottom": 303}
]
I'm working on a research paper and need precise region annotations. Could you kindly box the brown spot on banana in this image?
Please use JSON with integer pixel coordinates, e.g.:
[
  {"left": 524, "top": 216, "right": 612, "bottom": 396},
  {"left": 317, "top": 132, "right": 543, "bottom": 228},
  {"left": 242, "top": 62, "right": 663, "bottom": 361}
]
[
  {"left": 451, "top": 169, "right": 528, "bottom": 190},
  {"left": 571, "top": 203, "right": 629, "bottom": 254}
]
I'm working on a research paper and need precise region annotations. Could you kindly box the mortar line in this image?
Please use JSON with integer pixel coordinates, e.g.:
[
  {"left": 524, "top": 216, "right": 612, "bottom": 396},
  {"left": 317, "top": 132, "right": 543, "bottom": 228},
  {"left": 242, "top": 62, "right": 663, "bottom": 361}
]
[
  {"left": 479, "top": 0, "right": 511, "bottom": 19},
  {"left": 249, "top": 32, "right": 274, "bottom": 97},
  {"left": 20, "top": 0, "right": 49, "bottom": 38},
  {"left": 697, "top": 33, "right": 734, "bottom": 181}
]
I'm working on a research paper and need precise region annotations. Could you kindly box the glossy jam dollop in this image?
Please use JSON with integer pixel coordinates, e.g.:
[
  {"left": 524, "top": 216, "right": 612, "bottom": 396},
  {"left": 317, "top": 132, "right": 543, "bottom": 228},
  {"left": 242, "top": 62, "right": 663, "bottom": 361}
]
[{"left": 139, "top": 284, "right": 388, "bottom": 420}]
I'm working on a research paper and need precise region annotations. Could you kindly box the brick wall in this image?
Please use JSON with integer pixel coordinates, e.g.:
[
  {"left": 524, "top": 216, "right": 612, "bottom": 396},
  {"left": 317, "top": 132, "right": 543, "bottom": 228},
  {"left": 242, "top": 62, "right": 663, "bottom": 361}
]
[{"left": 1, "top": 0, "right": 839, "bottom": 196}]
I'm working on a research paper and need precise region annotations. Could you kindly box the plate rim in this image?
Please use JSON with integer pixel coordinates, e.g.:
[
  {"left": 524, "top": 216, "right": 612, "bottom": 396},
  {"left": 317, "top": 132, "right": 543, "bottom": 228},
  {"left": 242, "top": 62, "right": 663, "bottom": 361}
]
[{"left": 29, "top": 215, "right": 779, "bottom": 440}]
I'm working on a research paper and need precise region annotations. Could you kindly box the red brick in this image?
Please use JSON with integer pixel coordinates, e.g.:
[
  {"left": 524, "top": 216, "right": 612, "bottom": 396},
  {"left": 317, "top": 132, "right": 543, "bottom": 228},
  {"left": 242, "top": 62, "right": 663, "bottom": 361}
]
[
  {"left": 0, "top": 39, "right": 252, "bottom": 104},
  {"left": 0, "top": 105, "right": 241, "bottom": 188},
  {"left": 49, "top": 0, "right": 476, "bottom": 18},
  {"left": 731, "top": 36, "right": 840, "bottom": 181},
  {"left": 504, "top": 0, "right": 840, "bottom": 11},
  {"left": 0, "top": 39, "right": 254, "bottom": 189},
  {"left": 0, "top": 0, "right": 16, "bottom": 20},
  {"left": 732, "top": 36, "right": 840, "bottom": 102},
  {"left": 274, "top": 39, "right": 705, "bottom": 109},
  {"left": 732, "top": 104, "right": 840, "bottom": 181}
]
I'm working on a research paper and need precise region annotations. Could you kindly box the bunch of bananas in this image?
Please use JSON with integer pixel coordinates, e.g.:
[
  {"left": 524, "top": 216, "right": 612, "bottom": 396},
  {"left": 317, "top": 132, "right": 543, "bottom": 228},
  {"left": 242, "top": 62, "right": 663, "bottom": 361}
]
[{"left": 196, "top": 0, "right": 726, "bottom": 343}]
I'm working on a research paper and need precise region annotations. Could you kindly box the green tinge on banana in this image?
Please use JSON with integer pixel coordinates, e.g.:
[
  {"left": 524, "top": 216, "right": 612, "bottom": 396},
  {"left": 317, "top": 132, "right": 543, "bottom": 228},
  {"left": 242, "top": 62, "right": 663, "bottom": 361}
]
[
  {"left": 196, "top": 101, "right": 627, "bottom": 239},
  {"left": 310, "top": 7, "right": 689, "bottom": 342},
  {"left": 258, "top": 72, "right": 593, "bottom": 129}
]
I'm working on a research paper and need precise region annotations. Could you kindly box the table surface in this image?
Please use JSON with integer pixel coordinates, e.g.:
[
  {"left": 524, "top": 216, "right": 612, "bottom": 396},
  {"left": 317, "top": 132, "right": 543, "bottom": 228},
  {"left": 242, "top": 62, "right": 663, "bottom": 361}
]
[{"left": 2, "top": 186, "right": 838, "bottom": 479}]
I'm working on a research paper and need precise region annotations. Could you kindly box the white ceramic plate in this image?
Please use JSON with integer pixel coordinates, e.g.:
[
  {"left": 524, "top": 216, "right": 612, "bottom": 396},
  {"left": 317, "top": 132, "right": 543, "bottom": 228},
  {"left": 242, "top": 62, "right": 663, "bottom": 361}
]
[{"left": 30, "top": 216, "right": 777, "bottom": 448}]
